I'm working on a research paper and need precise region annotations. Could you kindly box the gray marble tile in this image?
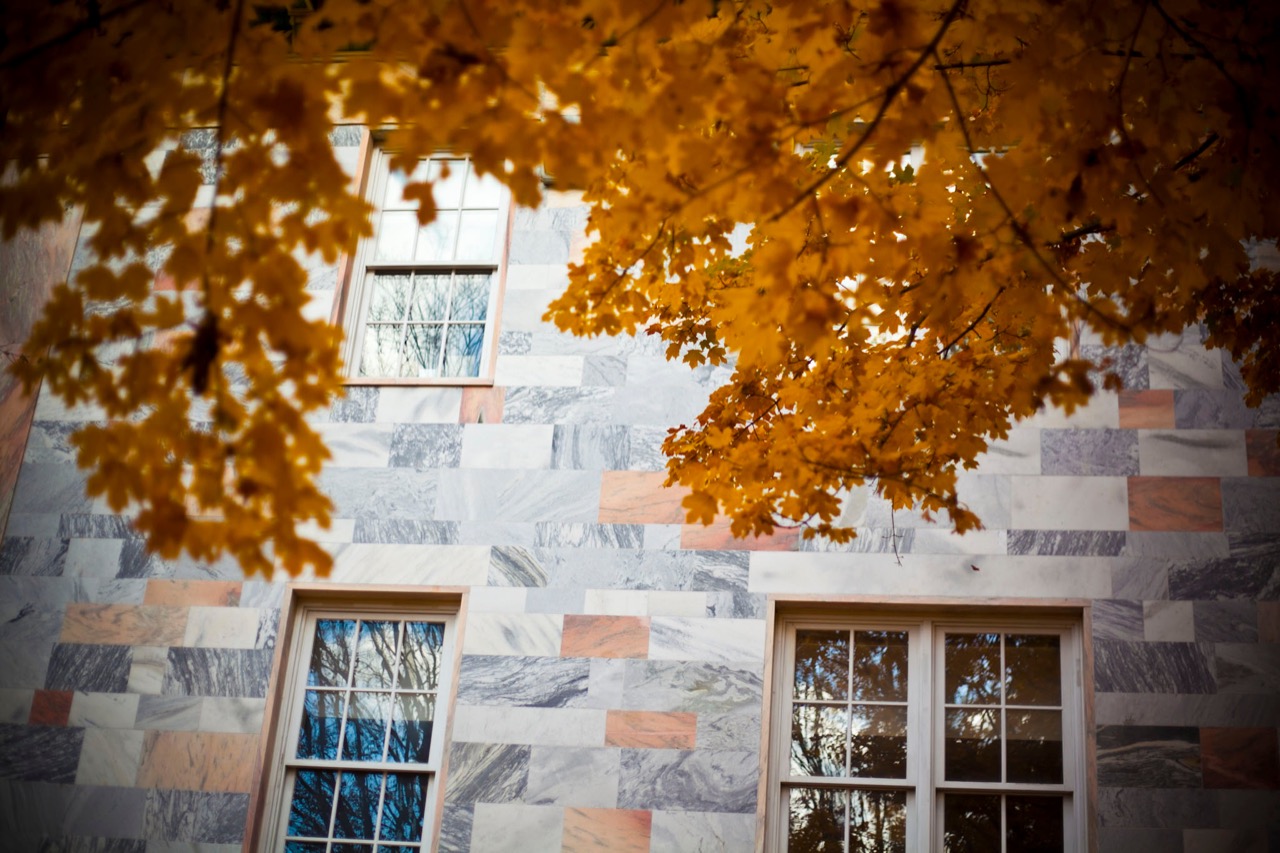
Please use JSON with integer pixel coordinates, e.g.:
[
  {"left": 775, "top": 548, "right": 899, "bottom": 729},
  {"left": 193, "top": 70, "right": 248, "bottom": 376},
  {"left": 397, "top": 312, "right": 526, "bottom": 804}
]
[
  {"left": 352, "top": 519, "right": 459, "bottom": 544},
  {"left": 609, "top": 385, "right": 710, "bottom": 426},
  {"left": 1169, "top": 558, "right": 1280, "bottom": 601},
  {"left": 1096, "top": 827, "right": 1183, "bottom": 853},
  {"left": 458, "top": 522, "right": 539, "bottom": 547},
  {"left": 1193, "top": 601, "right": 1258, "bottom": 642},
  {"left": 534, "top": 523, "right": 642, "bottom": 548},
  {"left": 1212, "top": 790, "right": 1280, "bottom": 831},
  {"left": 524, "top": 746, "right": 620, "bottom": 807},
  {"left": 1093, "top": 600, "right": 1145, "bottom": 641},
  {"left": 22, "top": 422, "right": 82, "bottom": 465},
  {"left": 523, "top": 587, "right": 585, "bottom": 614},
  {"left": 705, "top": 589, "right": 767, "bottom": 619},
  {"left": 1096, "top": 725, "right": 1201, "bottom": 788},
  {"left": 488, "top": 546, "right": 548, "bottom": 587},
  {"left": 56, "top": 785, "right": 148, "bottom": 839},
  {"left": 142, "top": 790, "right": 247, "bottom": 843},
  {"left": 114, "top": 540, "right": 168, "bottom": 580},
  {"left": 1175, "top": 389, "right": 1280, "bottom": 429},
  {"left": 1226, "top": 531, "right": 1280, "bottom": 561},
  {"left": 618, "top": 749, "right": 757, "bottom": 812},
  {"left": 549, "top": 425, "right": 630, "bottom": 469},
  {"left": 437, "top": 803, "right": 473, "bottom": 853},
  {"left": 1008, "top": 530, "right": 1126, "bottom": 556},
  {"left": 586, "top": 658, "right": 626, "bottom": 709},
  {"left": 582, "top": 354, "right": 627, "bottom": 386},
  {"left": 456, "top": 656, "right": 590, "bottom": 708},
  {"left": 443, "top": 742, "right": 529, "bottom": 805},
  {"left": 509, "top": 229, "right": 571, "bottom": 264},
  {"left": 0, "top": 639, "right": 55, "bottom": 689},
  {"left": 621, "top": 660, "right": 763, "bottom": 713},
  {"left": 327, "top": 385, "right": 378, "bottom": 422},
  {"left": 39, "top": 839, "right": 147, "bottom": 853},
  {"left": 434, "top": 469, "right": 601, "bottom": 523},
  {"left": 627, "top": 425, "right": 672, "bottom": 472},
  {"left": 1213, "top": 643, "right": 1280, "bottom": 693},
  {"left": 1094, "top": 640, "right": 1216, "bottom": 694},
  {"left": 1041, "top": 429, "right": 1139, "bottom": 475},
  {"left": 162, "top": 648, "right": 272, "bottom": 698},
  {"left": 1095, "top": 691, "right": 1280, "bottom": 728},
  {"left": 11, "top": 464, "right": 94, "bottom": 515},
  {"left": 239, "top": 581, "right": 287, "bottom": 609},
  {"left": 1122, "top": 531, "right": 1230, "bottom": 559},
  {"left": 57, "top": 515, "right": 137, "bottom": 540},
  {"left": 650, "top": 810, "right": 757, "bottom": 853},
  {"left": 696, "top": 711, "right": 762, "bottom": 751},
  {"left": 1147, "top": 328, "right": 1223, "bottom": 389},
  {"left": 388, "top": 423, "right": 463, "bottom": 469},
  {"left": 502, "top": 387, "right": 616, "bottom": 424},
  {"left": 135, "top": 697, "right": 202, "bottom": 731},
  {"left": 512, "top": 206, "right": 589, "bottom": 232},
  {"left": 1082, "top": 343, "right": 1150, "bottom": 390},
  {"left": 1221, "top": 478, "right": 1280, "bottom": 533},
  {"left": 541, "top": 548, "right": 750, "bottom": 593},
  {"left": 82, "top": 579, "right": 144, "bottom": 605},
  {"left": 0, "top": 538, "right": 68, "bottom": 576},
  {"left": 1098, "top": 787, "right": 1219, "bottom": 828},
  {"left": 319, "top": 468, "right": 439, "bottom": 519},
  {"left": 498, "top": 330, "right": 532, "bottom": 356},
  {"left": 46, "top": 644, "right": 131, "bottom": 693},
  {"left": 0, "top": 725, "right": 84, "bottom": 782}
]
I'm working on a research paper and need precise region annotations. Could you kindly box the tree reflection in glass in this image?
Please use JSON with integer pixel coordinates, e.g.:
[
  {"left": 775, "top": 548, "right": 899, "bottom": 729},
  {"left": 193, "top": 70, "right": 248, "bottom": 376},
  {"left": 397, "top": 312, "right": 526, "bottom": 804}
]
[
  {"left": 285, "top": 843, "right": 327, "bottom": 853},
  {"left": 342, "top": 692, "right": 391, "bottom": 762},
  {"left": 297, "top": 690, "right": 344, "bottom": 760},
  {"left": 1007, "top": 795, "right": 1065, "bottom": 853},
  {"left": 944, "top": 633, "right": 1000, "bottom": 705},
  {"left": 1007, "top": 710, "right": 1063, "bottom": 784},
  {"left": 353, "top": 621, "right": 399, "bottom": 689},
  {"left": 945, "top": 708, "right": 1001, "bottom": 782},
  {"left": 788, "top": 786, "right": 844, "bottom": 852},
  {"left": 334, "top": 771, "right": 382, "bottom": 839},
  {"left": 943, "top": 794, "right": 1001, "bottom": 853},
  {"left": 794, "top": 630, "right": 849, "bottom": 702},
  {"left": 791, "top": 704, "right": 848, "bottom": 777},
  {"left": 851, "top": 631, "right": 907, "bottom": 702},
  {"left": 398, "top": 622, "right": 443, "bottom": 690},
  {"left": 379, "top": 773, "right": 427, "bottom": 841},
  {"left": 848, "top": 705, "right": 907, "bottom": 778},
  {"left": 287, "top": 770, "right": 336, "bottom": 838},
  {"left": 1005, "top": 635, "right": 1061, "bottom": 706},
  {"left": 848, "top": 789, "right": 907, "bottom": 853},
  {"left": 308, "top": 620, "right": 355, "bottom": 687}
]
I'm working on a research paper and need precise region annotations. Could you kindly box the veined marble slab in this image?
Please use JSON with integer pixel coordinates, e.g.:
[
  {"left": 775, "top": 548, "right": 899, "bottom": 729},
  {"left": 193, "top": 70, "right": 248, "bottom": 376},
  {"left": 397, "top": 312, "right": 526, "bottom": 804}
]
[
  {"left": 1138, "top": 429, "right": 1248, "bottom": 476},
  {"left": 318, "top": 468, "right": 439, "bottom": 519},
  {"left": 0, "top": 537, "right": 69, "bottom": 577},
  {"left": 449, "top": 705, "right": 606, "bottom": 747},
  {"left": 648, "top": 617, "right": 766, "bottom": 664},
  {"left": 461, "top": 612, "right": 563, "bottom": 656},
  {"left": 550, "top": 425, "right": 630, "bottom": 470},
  {"left": 650, "top": 809, "right": 757, "bottom": 853},
  {"left": 1042, "top": 429, "right": 1139, "bottom": 476},
  {"left": 10, "top": 464, "right": 94, "bottom": 515},
  {"left": 143, "top": 789, "right": 248, "bottom": 843},
  {"left": 621, "top": 660, "right": 762, "bottom": 714},
  {"left": 502, "top": 386, "right": 616, "bottom": 425},
  {"left": 434, "top": 469, "right": 601, "bottom": 522},
  {"left": 1022, "top": 392, "right": 1120, "bottom": 429},
  {"left": 469, "top": 802, "right": 563, "bottom": 853},
  {"left": 388, "top": 422, "right": 463, "bottom": 469},
  {"left": 311, "top": 422, "right": 393, "bottom": 467},
  {"left": 618, "top": 749, "right": 758, "bottom": 813},
  {"left": 1010, "top": 475, "right": 1129, "bottom": 530},
  {"left": 460, "top": 424, "right": 555, "bottom": 469},
  {"left": 525, "top": 746, "right": 621, "bottom": 808},
  {"left": 324, "top": 543, "right": 489, "bottom": 586},
  {"left": 493, "top": 355, "right": 585, "bottom": 387},
  {"left": 457, "top": 655, "right": 590, "bottom": 708}
]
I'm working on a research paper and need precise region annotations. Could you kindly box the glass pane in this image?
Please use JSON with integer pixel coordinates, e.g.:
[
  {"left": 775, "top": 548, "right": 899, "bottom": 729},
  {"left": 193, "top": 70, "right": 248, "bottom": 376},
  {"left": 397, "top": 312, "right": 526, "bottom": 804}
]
[
  {"left": 945, "top": 708, "right": 1001, "bottom": 782},
  {"left": 454, "top": 210, "right": 498, "bottom": 261},
  {"left": 384, "top": 163, "right": 427, "bottom": 208},
  {"left": 449, "top": 273, "right": 491, "bottom": 322},
  {"left": 367, "top": 274, "right": 413, "bottom": 323},
  {"left": 788, "top": 787, "right": 844, "bottom": 852},
  {"left": 848, "top": 789, "right": 907, "bottom": 853},
  {"left": 333, "top": 772, "right": 382, "bottom": 839},
  {"left": 408, "top": 274, "right": 451, "bottom": 322},
  {"left": 791, "top": 704, "right": 847, "bottom": 777},
  {"left": 353, "top": 621, "right": 400, "bottom": 688},
  {"left": 297, "top": 690, "right": 345, "bottom": 760},
  {"left": 945, "top": 633, "right": 1001, "bottom": 705},
  {"left": 380, "top": 773, "right": 428, "bottom": 841},
  {"left": 285, "top": 843, "right": 328, "bottom": 853},
  {"left": 343, "top": 691, "right": 391, "bottom": 762},
  {"left": 1007, "top": 710, "right": 1063, "bottom": 784},
  {"left": 795, "top": 630, "right": 849, "bottom": 702},
  {"left": 415, "top": 212, "right": 459, "bottom": 262},
  {"left": 849, "top": 705, "right": 907, "bottom": 779},
  {"left": 287, "top": 769, "right": 336, "bottom": 838},
  {"left": 331, "top": 847, "right": 373, "bottom": 853},
  {"left": 401, "top": 325, "right": 442, "bottom": 378},
  {"left": 851, "top": 630, "right": 908, "bottom": 702},
  {"left": 375, "top": 212, "right": 417, "bottom": 261},
  {"left": 308, "top": 619, "right": 355, "bottom": 687},
  {"left": 398, "top": 622, "right": 445, "bottom": 690},
  {"left": 464, "top": 170, "right": 503, "bottom": 207},
  {"left": 442, "top": 324, "right": 485, "bottom": 378},
  {"left": 943, "top": 794, "right": 1001, "bottom": 853},
  {"left": 389, "top": 694, "right": 435, "bottom": 763},
  {"left": 358, "top": 324, "right": 403, "bottom": 377},
  {"left": 1007, "top": 796, "right": 1065, "bottom": 853},
  {"left": 427, "top": 159, "right": 466, "bottom": 208},
  {"left": 1005, "top": 635, "right": 1062, "bottom": 706}
]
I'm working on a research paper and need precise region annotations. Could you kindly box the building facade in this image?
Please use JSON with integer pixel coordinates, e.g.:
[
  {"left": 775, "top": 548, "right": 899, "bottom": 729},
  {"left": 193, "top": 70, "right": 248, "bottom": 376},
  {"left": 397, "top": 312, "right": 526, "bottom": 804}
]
[{"left": 1, "top": 127, "right": 1278, "bottom": 852}]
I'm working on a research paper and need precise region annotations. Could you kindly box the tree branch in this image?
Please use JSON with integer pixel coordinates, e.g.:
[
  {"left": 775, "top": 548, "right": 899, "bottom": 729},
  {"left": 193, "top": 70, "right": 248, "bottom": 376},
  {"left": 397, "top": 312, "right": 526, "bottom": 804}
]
[{"left": 0, "top": 0, "right": 151, "bottom": 70}]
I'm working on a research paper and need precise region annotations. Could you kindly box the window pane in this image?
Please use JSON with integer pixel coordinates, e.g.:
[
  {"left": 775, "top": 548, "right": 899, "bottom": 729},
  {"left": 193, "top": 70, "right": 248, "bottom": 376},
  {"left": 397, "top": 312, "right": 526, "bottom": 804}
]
[
  {"left": 848, "top": 789, "right": 907, "bottom": 853},
  {"left": 943, "top": 794, "right": 1001, "bottom": 853},
  {"left": 851, "top": 630, "right": 908, "bottom": 702},
  {"left": 389, "top": 694, "right": 435, "bottom": 764},
  {"left": 379, "top": 773, "right": 428, "bottom": 841},
  {"left": 398, "top": 622, "right": 445, "bottom": 690},
  {"left": 375, "top": 212, "right": 417, "bottom": 262},
  {"left": 427, "top": 159, "right": 466, "bottom": 208},
  {"left": 343, "top": 691, "right": 391, "bottom": 762},
  {"left": 1007, "top": 710, "right": 1063, "bottom": 784},
  {"left": 794, "top": 630, "right": 849, "bottom": 702},
  {"left": 367, "top": 274, "right": 413, "bottom": 324},
  {"left": 353, "top": 621, "right": 400, "bottom": 688},
  {"left": 945, "top": 708, "right": 1001, "bottom": 782},
  {"left": 788, "top": 787, "right": 844, "bottom": 852},
  {"left": 408, "top": 275, "right": 451, "bottom": 322},
  {"left": 285, "top": 843, "right": 327, "bottom": 853},
  {"left": 415, "top": 212, "right": 459, "bottom": 262},
  {"left": 849, "top": 705, "right": 907, "bottom": 779},
  {"left": 449, "top": 273, "right": 491, "bottom": 322},
  {"left": 442, "top": 324, "right": 485, "bottom": 377},
  {"left": 1007, "top": 795, "right": 1065, "bottom": 853},
  {"left": 331, "top": 846, "right": 373, "bottom": 853},
  {"left": 1005, "top": 634, "right": 1061, "bottom": 706},
  {"left": 334, "top": 772, "right": 382, "bottom": 839},
  {"left": 464, "top": 170, "right": 503, "bottom": 208},
  {"left": 401, "top": 325, "right": 443, "bottom": 378},
  {"left": 384, "top": 163, "right": 427, "bottom": 209},
  {"left": 297, "top": 690, "right": 344, "bottom": 760},
  {"left": 791, "top": 704, "right": 847, "bottom": 777},
  {"left": 454, "top": 210, "right": 498, "bottom": 261},
  {"left": 945, "top": 633, "right": 1000, "bottom": 705},
  {"left": 287, "top": 770, "right": 336, "bottom": 838},
  {"left": 308, "top": 619, "right": 355, "bottom": 687},
  {"left": 358, "top": 324, "right": 403, "bottom": 377}
]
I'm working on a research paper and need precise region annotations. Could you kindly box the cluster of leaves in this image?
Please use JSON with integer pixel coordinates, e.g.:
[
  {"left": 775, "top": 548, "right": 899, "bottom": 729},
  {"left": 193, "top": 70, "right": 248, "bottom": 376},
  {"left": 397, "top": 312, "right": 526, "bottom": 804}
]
[{"left": 2, "top": 0, "right": 1276, "bottom": 573}]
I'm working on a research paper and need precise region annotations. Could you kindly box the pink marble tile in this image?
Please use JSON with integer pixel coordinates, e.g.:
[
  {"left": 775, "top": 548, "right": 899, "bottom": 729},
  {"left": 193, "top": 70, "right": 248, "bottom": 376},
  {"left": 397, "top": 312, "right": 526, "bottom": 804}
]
[
  {"left": 143, "top": 579, "right": 241, "bottom": 607},
  {"left": 29, "top": 690, "right": 73, "bottom": 726},
  {"left": 1201, "top": 727, "right": 1280, "bottom": 789},
  {"left": 680, "top": 519, "right": 799, "bottom": 551},
  {"left": 599, "top": 472, "right": 688, "bottom": 524},
  {"left": 604, "top": 711, "right": 696, "bottom": 749},
  {"left": 460, "top": 386, "right": 505, "bottom": 424},
  {"left": 562, "top": 807, "right": 651, "bottom": 853},
  {"left": 137, "top": 730, "right": 259, "bottom": 793},
  {"left": 1128, "top": 476, "right": 1222, "bottom": 532},
  {"left": 61, "top": 604, "right": 189, "bottom": 646},
  {"left": 1246, "top": 430, "right": 1280, "bottom": 476},
  {"left": 561, "top": 615, "right": 649, "bottom": 659},
  {"left": 1118, "top": 389, "right": 1175, "bottom": 429}
]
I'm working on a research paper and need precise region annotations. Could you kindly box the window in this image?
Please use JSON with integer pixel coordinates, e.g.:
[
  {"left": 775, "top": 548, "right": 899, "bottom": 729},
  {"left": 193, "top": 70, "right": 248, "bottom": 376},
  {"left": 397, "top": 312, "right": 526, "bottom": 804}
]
[
  {"left": 343, "top": 149, "right": 509, "bottom": 380},
  {"left": 768, "top": 609, "right": 1086, "bottom": 852},
  {"left": 261, "top": 601, "right": 457, "bottom": 851}
]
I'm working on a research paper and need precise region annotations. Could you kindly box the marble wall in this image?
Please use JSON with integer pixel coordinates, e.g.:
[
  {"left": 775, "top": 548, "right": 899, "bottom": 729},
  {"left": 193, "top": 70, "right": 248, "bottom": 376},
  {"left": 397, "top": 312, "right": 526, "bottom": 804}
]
[{"left": 0, "top": 134, "right": 1278, "bottom": 852}]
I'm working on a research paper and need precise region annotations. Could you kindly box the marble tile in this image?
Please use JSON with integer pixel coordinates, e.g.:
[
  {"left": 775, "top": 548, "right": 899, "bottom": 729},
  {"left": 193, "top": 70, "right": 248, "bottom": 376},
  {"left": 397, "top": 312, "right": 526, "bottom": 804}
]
[
  {"left": 46, "top": 644, "right": 131, "bottom": 693},
  {"left": 525, "top": 747, "right": 621, "bottom": 808},
  {"left": 608, "top": 385, "right": 709, "bottom": 426},
  {"left": 626, "top": 425, "right": 672, "bottom": 472},
  {"left": 238, "top": 581, "right": 287, "bottom": 608},
  {"left": 647, "top": 591, "right": 711, "bottom": 617},
  {"left": 498, "top": 330, "right": 533, "bottom": 356},
  {"left": 461, "top": 613, "right": 563, "bottom": 656},
  {"left": 198, "top": 697, "right": 265, "bottom": 734},
  {"left": 326, "top": 543, "right": 488, "bottom": 586},
  {"left": 680, "top": 521, "right": 799, "bottom": 552},
  {"left": 60, "top": 604, "right": 186, "bottom": 646},
  {"left": 0, "top": 537, "right": 68, "bottom": 576},
  {"left": 705, "top": 590, "right": 766, "bottom": 620},
  {"left": 502, "top": 386, "right": 615, "bottom": 424},
  {"left": 1138, "top": 430, "right": 1248, "bottom": 476},
  {"left": 505, "top": 264, "right": 570, "bottom": 292},
  {"left": 75, "top": 727, "right": 143, "bottom": 786},
  {"left": 1122, "top": 531, "right": 1229, "bottom": 559},
  {"left": 1193, "top": 601, "right": 1258, "bottom": 642},
  {"left": 55, "top": 784, "right": 148, "bottom": 839},
  {"left": 142, "top": 789, "right": 248, "bottom": 843},
  {"left": 84, "top": 578, "right": 146, "bottom": 604},
  {"left": 1260, "top": 601, "right": 1280, "bottom": 643},
  {"left": 695, "top": 711, "right": 761, "bottom": 752},
  {"left": 1148, "top": 327, "right": 1224, "bottom": 389},
  {"left": 1093, "top": 640, "right": 1216, "bottom": 694},
  {"left": 1175, "top": 389, "right": 1279, "bottom": 430},
  {"left": 326, "top": 384, "right": 378, "bottom": 422},
  {"left": 1225, "top": 530, "right": 1280, "bottom": 561},
  {"left": 586, "top": 659, "right": 627, "bottom": 710},
  {"left": 582, "top": 355, "right": 628, "bottom": 387},
  {"left": 387, "top": 423, "right": 464, "bottom": 468},
  {"left": 562, "top": 807, "right": 650, "bottom": 853},
  {"left": 488, "top": 546, "right": 548, "bottom": 587},
  {"left": 312, "top": 422, "right": 393, "bottom": 467},
  {"left": 1097, "top": 827, "right": 1183, "bottom": 853},
  {"left": 1144, "top": 600, "right": 1196, "bottom": 642},
  {"left": 1129, "top": 476, "right": 1222, "bottom": 532},
  {"left": 561, "top": 616, "right": 650, "bottom": 659},
  {"left": 0, "top": 578, "right": 89, "bottom": 646},
  {"left": 29, "top": 689, "right": 73, "bottom": 726},
  {"left": 493, "top": 355, "right": 585, "bottom": 387},
  {"left": 1095, "top": 725, "right": 1201, "bottom": 787},
  {"left": 1213, "top": 643, "right": 1280, "bottom": 693},
  {"left": 971, "top": 429, "right": 1041, "bottom": 475},
  {"left": 1095, "top": 692, "right": 1280, "bottom": 728},
  {"left": 442, "top": 742, "right": 530, "bottom": 804},
  {"left": 352, "top": 518, "right": 460, "bottom": 544},
  {"left": 468, "top": 803, "right": 563, "bottom": 853},
  {"left": 550, "top": 425, "right": 630, "bottom": 470},
  {"left": 3, "top": 513, "right": 61, "bottom": 538},
  {"left": 523, "top": 585, "right": 586, "bottom": 614},
  {"left": 136, "top": 731, "right": 257, "bottom": 793},
  {"left": 1041, "top": 429, "right": 1139, "bottom": 476},
  {"left": 1169, "top": 558, "right": 1279, "bottom": 600},
  {"left": 620, "top": 661, "right": 763, "bottom": 714},
  {"left": 318, "top": 467, "right": 438, "bottom": 519},
  {"left": 598, "top": 471, "right": 687, "bottom": 524},
  {"left": 10, "top": 464, "right": 94, "bottom": 515},
  {"left": 434, "top": 469, "right": 601, "bottom": 522},
  {"left": 649, "top": 809, "right": 757, "bottom": 853},
  {"left": 1007, "top": 530, "right": 1125, "bottom": 556},
  {"left": 617, "top": 749, "right": 757, "bottom": 813},
  {"left": 126, "top": 646, "right": 169, "bottom": 695},
  {"left": 582, "top": 589, "right": 649, "bottom": 617},
  {"left": 1097, "top": 787, "right": 1219, "bottom": 828},
  {"left": 544, "top": 548, "right": 750, "bottom": 594},
  {"left": 0, "top": 724, "right": 84, "bottom": 782},
  {"left": 1082, "top": 343, "right": 1150, "bottom": 390},
  {"left": 1183, "top": 827, "right": 1269, "bottom": 853},
  {"left": 1212, "top": 789, "right": 1280, "bottom": 830},
  {"left": 1200, "top": 727, "right": 1280, "bottom": 789},
  {"left": 373, "top": 386, "right": 463, "bottom": 424},
  {"left": 605, "top": 711, "right": 696, "bottom": 749},
  {"left": 437, "top": 803, "right": 474, "bottom": 853},
  {"left": 468, "top": 587, "right": 528, "bottom": 613},
  {"left": 460, "top": 424, "right": 555, "bottom": 469},
  {"left": 0, "top": 689, "right": 33, "bottom": 724},
  {"left": 1010, "top": 475, "right": 1129, "bottom": 530},
  {"left": 459, "top": 385, "right": 506, "bottom": 425},
  {"left": 1221, "top": 477, "right": 1280, "bottom": 532},
  {"left": 22, "top": 422, "right": 82, "bottom": 466},
  {"left": 648, "top": 617, "right": 765, "bottom": 664},
  {"left": 1118, "top": 389, "right": 1176, "bottom": 429},
  {"left": 534, "top": 523, "right": 644, "bottom": 549},
  {"left": 67, "top": 692, "right": 139, "bottom": 728},
  {"left": 1023, "top": 391, "right": 1119, "bottom": 429},
  {"left": 175, "top": 605, "right": 266, "bottom": 650},
  {"left": 1245, "top": 429, "right": 1280, "bottom": 476},
  {"left": 162, "top": 648, "right": 272, "bottom": 698},
  {"left": 1092, "top": 600, "right": 1145, "bottom": 641},
  {"left": 451, "top": 705, "right": 608, "bottom": 748},
  {"left": 135, "top": 697, "right": 202, "bottom": 731},
  {"left": 140, "top": 580, "right": 239, "bottom": 608},
  {"left": 457, "top": 655, "right": 590, "bottom": 708}
]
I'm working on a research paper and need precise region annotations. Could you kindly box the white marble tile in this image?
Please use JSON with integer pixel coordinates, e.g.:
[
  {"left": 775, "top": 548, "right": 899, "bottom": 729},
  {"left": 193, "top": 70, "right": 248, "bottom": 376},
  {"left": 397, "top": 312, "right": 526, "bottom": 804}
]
[
  {"left": 648, "top": 617, "right": 766, "bottom": 663},
  {"left": 450, "top": 705, "right": 607, "bottom": 747},
  {"left": 74, "top": 727, "right": 143, "bottom": 786},
  {"left": 199, "top": 697, "right": 266, "bottom": 733},
  {"left": 1010, "top": 475, "right": 1129, "bottom": 530},
  {"left": 182, "top": 606, "right": 264, "bottom": 649},
  {"left": 583, "top": 589, "right": 649, "bottom": 616},
  {"left": 1022, "top": 391, "right": 1120, "bottom": 429},
  {"left": 460, "top": 424, "right": 555, "bottom": 469},
  {"left": 0, "top": 688, "right": 34, "bottom": 723},
  {"left": 434, "top": 469, "right": 602, "bottom": 522},
  {"left": 325, "top": 543, "right": 490, "bottom": 585},
  {"left": 504, "top": 263, "right": 570, "bottom": 291},
  {"left": 1138, "top": 429, "right": 1248, "bottom": 476},
  {"left": 1143, "top": 600, "right": 1195, "bottom": 642},
  {"left": 461, "top": 612, "right": 563, "bottom": 656},
  {"left": 470, "top": 803, "right": 564, "bottom": 853},
  {"left": 525, "top": 746, "right": 621, "bottom": 807},
  {"left": 643, "top": 524, "right": 684, "bottom": 550},
  {"left": 972, "top": 429, "right": 1042, "bottom": 475},
  {"left": 62, "top": 538, "right": 124, "bottom": 579},
  {"left": 2, "top": 513, "right": 61, "bottom": 537},
  {"left": 468, "top": 586, "right": 529, "bottom": 613},
  {"left": 312, "top": 423, "right": 394, "bottom": 467},
  {"left": 501, "top": 289, "right": 558, "bottom": 332},
  {"left": 294, "top": 517, "right": 355, "bottom": 543},
  {"left": 650, "top": 810, "right": 757, "bottom": 853},
  {"left": 126, "top": 645, "right": 170, "bottom": 695},
  {"left": 493, "top": 355, "right": 584, "bottom": 387},
  {"left": 1148, "top": 328, "right": 1224, "bottom": 389},
  {"left": 374, "top": 386, "right": 463, "bottom": 423},
  {"left": 68, "top": 691, "right": 139, "bottom": 728},
  {"left": 647, "top": 591, "right": 709, "bottom": 617}
]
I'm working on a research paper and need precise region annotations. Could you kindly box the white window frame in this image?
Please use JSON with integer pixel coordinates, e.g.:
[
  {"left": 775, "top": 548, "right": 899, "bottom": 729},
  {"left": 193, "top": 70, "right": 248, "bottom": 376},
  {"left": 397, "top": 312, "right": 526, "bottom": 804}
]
[
  {"left": 258, "top": 596, "right": 460, "bottom": 851},
  {"left": 766, "top": 607, "right": 1088, "bottom": 853},
  {"left": 339, "top": 146, "right": 511, "bottom": 384}
]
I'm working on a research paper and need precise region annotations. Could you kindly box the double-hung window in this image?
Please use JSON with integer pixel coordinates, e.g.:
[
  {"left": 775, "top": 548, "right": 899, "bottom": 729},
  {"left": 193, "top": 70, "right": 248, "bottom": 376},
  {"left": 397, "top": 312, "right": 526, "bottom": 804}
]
[
  {"left": 769, "top": 609, "right": 1086, "bottom": 852},
  {"left": 344, "top": 149, "right": 509, "bottom": 380}
]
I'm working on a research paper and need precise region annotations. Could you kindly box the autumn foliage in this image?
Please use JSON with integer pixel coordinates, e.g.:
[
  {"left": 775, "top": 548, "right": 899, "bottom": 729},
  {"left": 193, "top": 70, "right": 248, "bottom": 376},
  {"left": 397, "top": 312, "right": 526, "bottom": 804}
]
[{"left": 2, "top": 0, "right": 1277, "bottom": 574}]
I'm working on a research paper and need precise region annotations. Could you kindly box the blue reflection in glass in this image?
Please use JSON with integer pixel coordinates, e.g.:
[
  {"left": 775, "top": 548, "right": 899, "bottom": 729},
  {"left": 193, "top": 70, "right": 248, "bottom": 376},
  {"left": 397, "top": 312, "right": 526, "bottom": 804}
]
[
  {"left": 852, "top": 630, "right": 908, "bottom": 701},
  {"left": 343, "top": 692, "right": 391, "bottom": 762},
  {"left": 388, "top": 694, "right": 434, "bottom": 763},
  {"left": 353, "top": 621, "right": 400, "bottom": 689},
  {"left": 308, "top": 620, "right": 356, "bottom": 687},
  {"left": 297, "top": 690, "right": 344, "bottom": 760},
  {"left": 398, "top": 622, "right": 444, "bottom": 690},
  {"left": 287, "top": 770, "right": 336, "bottom": 837},
  {"left": 334, "top": 772, "right": 382, "bottom": 839},
  {"left": 794, "top": 630, "right": 850, "bottom": 701},
  {"left": 285, "top": 843, "right": 327, "bottom": 853},
  {"left": 380, "top": 773, "right": 427, "bottom": 841}
]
